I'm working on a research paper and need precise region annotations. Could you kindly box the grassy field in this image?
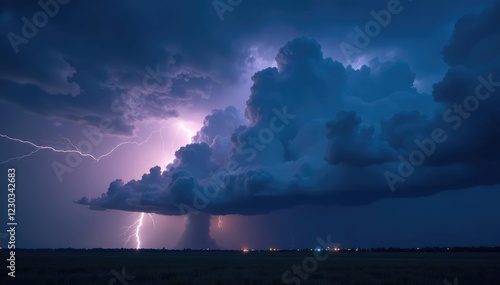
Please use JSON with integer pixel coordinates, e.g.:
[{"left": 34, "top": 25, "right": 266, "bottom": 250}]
[{"left": 1, "top": 251, "right": 500, "bottom": 285}]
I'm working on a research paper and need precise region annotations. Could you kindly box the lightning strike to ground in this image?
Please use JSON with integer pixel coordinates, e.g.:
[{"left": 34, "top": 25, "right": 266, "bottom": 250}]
[
  {"left": 121, "top": 212, "right": 157, "bottom": 249},
  {"left": 1, "top": 122, "right": 193, "bottom": 247},
  {"left": 134, "top": 213, "right": 144, "bottom": 249},
  {"left": 121, "top": 214, "right": 142, "bottom": 248}
]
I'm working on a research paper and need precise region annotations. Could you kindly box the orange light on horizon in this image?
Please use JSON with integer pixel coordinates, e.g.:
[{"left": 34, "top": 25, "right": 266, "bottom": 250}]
[{"left": 242, "top": 248, "right": 250, "bottom": 253}]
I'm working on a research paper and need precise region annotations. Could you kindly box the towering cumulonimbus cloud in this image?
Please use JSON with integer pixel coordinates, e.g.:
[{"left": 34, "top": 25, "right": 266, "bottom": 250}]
[{"left": 78, "top": 2, "right": 500, "bottom": 246}]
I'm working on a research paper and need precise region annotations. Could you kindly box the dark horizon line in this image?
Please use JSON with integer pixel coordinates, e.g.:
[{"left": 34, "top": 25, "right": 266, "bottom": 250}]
[{"left": 5, "top": 246, "right": 500, "bottom": 252}]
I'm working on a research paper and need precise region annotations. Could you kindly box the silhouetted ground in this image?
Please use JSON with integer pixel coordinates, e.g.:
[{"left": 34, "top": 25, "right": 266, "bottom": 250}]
[{"left": 1, "top": 250, "right": 500, "bottom": 284}]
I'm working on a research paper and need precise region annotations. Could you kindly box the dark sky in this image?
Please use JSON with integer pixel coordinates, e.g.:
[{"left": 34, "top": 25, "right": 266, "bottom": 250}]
[{"left": 1, "top": 0, "right": 500, "bottom": 250}]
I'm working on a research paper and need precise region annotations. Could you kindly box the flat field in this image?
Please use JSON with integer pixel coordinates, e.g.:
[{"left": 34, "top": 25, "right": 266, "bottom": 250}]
[{"left": 1, "top": 251, "right": 500, "bottom": 285}]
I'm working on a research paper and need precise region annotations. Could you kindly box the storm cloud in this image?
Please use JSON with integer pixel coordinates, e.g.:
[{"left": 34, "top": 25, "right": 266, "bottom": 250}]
[{"left": 78, "top": 1, "right": 500, "bottom": 219}]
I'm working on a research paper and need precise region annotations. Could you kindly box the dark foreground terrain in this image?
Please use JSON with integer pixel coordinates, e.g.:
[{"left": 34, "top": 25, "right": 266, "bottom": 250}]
[{"left": 1, "top": 250, "right": 500, "bottom": 285}]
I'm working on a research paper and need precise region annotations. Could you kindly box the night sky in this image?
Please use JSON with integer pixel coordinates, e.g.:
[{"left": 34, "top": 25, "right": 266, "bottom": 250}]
[{"left": 1, "top": 0, "right": 500, "bottom": 250}]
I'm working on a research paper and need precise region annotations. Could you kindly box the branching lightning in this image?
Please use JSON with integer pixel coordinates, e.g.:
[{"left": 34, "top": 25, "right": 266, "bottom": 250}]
[
  {"left": 1, "top": 120, "right": 196, "bottom": 247},
  {"left": 0, "top": 121, "right": 195, "bottom": 167},
  {"left": 148, "top": 213, "right": 157, "bottom": 230},
  {"left": 121, "top": 213, "right": 158, "bottom": 249},
  {"left": 0, "top": 149, "right": 41, "bottom": 165},
  {"left": 118, "top": 123, "right": 193, "bottom": 247},
  {"left": 0, "top": 133, "right": 101, "bottom": 163},
  {"left": 61, "top": 135, "right": 79, "bottom": 150},
  {"left": 0, "top": 127, "right": 170, "bottom": 165}
]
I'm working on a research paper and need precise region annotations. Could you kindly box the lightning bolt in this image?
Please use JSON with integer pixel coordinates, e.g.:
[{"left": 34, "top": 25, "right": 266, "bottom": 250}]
[
  {"left": 60, "top": 135, "right": 79, "bottom": 150},
  {"left": 1, "top": 121, "right": 194, "bottom": 247},
  {"left": 159, "top": 128, "right": 169, "bottom": 158},
  {"left": 121, "top": 213, "right": 157, "bottom": 249},
  {"left": 0, "top": 149, "right": 41, "bottom": 165},
  {"left": 163, "top": 121, "right": 194, "bottom": 165},
  {"left": 0, "top": 133, "right": 101, "bottom": 163},
  {"left": 148, "top": 213, "right": 157, "bottom": 230},
  {"left": 134, "top": 213, "right": 144, "bottom": 249},
  {"left": 169, "top": 126, "right": 182, "bottom": 152},
  {"left": 0, "top": 120, "right": 197, "bottom": 166},
  {"left": 0, "top": 127, "right": 170, "bottom": 165},
  {"left": 122, "top": 213, "right": 145, "bottom": 249},
  {"left": 87, "top": 127, "right": 170, "bottom": 162},
  {"left": 218, "top": 216, "right": 223, "bottom": 229},
  {"left": 160, "top": 127, "right": 179, "bottom": 164}
]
